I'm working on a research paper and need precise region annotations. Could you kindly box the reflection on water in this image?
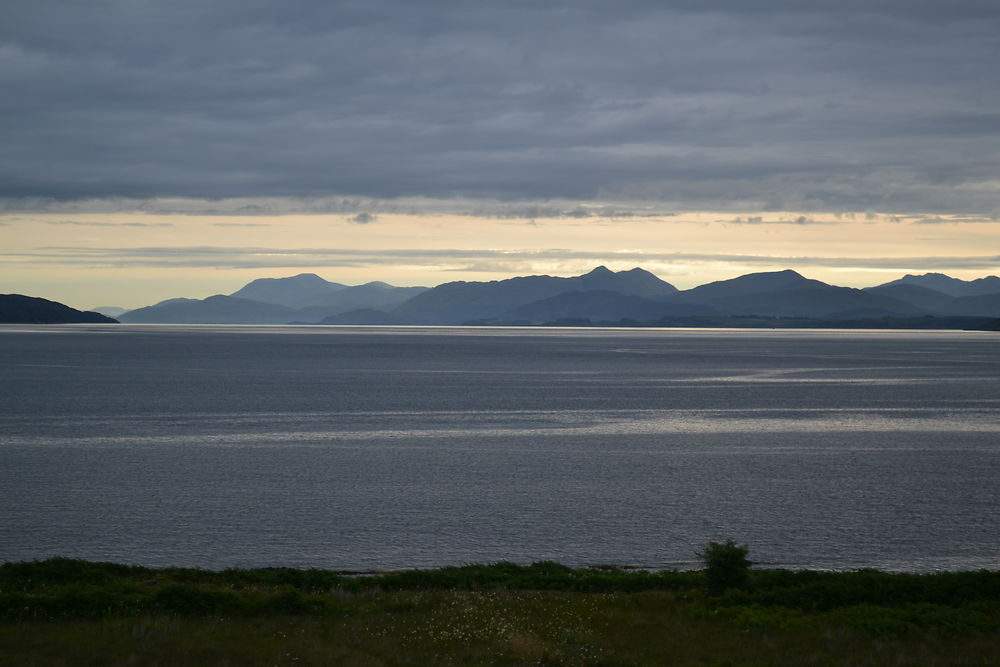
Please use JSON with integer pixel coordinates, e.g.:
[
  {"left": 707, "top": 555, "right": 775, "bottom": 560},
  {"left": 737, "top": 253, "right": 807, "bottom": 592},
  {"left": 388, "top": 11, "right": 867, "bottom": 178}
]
[{"left": 1, "top": 324, "right": 998, "bottom": 572}]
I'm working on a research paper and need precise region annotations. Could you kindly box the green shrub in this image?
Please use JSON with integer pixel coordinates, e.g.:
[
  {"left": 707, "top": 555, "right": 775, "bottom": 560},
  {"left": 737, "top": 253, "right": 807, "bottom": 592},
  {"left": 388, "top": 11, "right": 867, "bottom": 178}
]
[
  {"left": 0, "top": 558, "right": 150, "bottom": 590},
  {"left": 152, "top": 584, "right": 241, "bottom": 615},
  {"left": 698, "top": 539, "right": 752, "bottom": 596}
]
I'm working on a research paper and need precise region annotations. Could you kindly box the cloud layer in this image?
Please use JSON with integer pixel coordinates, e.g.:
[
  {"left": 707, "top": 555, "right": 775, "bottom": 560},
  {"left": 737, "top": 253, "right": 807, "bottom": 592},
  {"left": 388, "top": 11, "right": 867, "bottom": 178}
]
[
  {"left": 7, "top": 244, "right": 998, "bottom": 273},
  {"left": 2, "top": 1, "right": 999, "bottom": 215}
]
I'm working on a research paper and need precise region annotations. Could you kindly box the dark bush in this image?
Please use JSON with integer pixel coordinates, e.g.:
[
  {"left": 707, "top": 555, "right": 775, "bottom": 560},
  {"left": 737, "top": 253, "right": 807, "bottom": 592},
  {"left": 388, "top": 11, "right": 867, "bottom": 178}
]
[{"left": 698, "top": 539, "right": 752, "bottom": 596}]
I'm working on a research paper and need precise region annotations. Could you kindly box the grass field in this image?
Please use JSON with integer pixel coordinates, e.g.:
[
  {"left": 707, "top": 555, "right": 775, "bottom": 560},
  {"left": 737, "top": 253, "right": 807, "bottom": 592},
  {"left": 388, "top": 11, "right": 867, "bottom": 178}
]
[{"left": 2, "top": 558, "right": 999, "bottom": 665}]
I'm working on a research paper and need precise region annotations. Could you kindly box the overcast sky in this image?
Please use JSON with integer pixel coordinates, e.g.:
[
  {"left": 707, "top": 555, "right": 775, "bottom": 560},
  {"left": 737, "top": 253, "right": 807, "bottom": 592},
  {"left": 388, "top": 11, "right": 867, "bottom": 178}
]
[{"left": 2, "top": 1, "right": 999, "bottom": 307}]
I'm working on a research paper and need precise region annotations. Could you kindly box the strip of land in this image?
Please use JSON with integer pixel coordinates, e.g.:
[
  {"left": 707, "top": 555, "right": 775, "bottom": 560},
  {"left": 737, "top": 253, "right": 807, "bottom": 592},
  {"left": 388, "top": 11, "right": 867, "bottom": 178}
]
[{"left": 2, "top": 558, "right": 998, "bottom": 665}]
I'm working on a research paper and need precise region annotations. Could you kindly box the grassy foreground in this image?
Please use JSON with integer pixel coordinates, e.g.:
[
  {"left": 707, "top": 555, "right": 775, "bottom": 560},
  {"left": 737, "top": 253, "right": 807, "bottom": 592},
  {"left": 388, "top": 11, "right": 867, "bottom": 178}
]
[{"left": 2, "top": 559, "right": 999, "bottom": 665}]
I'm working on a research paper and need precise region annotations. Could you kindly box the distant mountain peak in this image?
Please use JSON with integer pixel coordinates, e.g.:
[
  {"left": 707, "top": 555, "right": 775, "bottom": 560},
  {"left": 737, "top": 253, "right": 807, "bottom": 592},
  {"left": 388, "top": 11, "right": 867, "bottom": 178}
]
[
  {"left": 720, "top": 268, "right": 810, "bottom": 283},
  {"left": 229, "top": 273, "right": 347, "bottom": 308},
  {"left": 904, "top": 272, "right": 949, "bottom": 279},
  {"left": 877, "top": 272, "right": 1000, "bottom": 298},
  {"left": 576, "top": 265, "right": 678, "bottom": 295},
  {"left": 729, "top": 268, "right": 806, "bottom": 281},
  {"left": 244, "top": 273, "right": 328, "bottom": 286}
]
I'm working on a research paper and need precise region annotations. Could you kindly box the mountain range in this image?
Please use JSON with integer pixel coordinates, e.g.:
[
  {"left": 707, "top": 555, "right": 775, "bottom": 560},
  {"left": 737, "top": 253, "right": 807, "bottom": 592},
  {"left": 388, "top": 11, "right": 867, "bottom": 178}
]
[
  {"left": 104, "top": 267, "right": 1000, "bottom": 327},
  {"left": 5, "top": 268, "right": 998, "bottom": 327}
]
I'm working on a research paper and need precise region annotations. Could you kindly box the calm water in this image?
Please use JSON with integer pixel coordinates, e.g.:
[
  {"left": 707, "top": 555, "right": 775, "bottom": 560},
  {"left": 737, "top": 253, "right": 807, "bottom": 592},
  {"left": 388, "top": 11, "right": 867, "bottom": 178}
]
[{"left": 1, "top": 324, "right": 998, "bottom": 572}]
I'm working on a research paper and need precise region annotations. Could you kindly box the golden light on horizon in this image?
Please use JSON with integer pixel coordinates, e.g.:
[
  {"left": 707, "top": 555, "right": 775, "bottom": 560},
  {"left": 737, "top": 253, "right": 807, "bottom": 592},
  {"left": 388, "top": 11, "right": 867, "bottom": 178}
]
[{"left": 2, "top": 209, "right": 998, "bottom": 310}]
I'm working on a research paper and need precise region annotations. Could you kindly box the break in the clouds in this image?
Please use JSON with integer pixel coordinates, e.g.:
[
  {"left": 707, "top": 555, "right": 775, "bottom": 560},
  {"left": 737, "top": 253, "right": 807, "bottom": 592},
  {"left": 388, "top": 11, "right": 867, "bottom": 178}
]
[{"left": 2, "top": 1, "right": 999, "bottom": 216}]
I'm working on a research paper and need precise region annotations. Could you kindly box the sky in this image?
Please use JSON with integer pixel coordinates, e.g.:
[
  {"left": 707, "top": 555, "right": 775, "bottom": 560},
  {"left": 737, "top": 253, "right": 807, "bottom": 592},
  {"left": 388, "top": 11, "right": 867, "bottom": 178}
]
[{"left": 2, "top": 0, "right": 999, "bottom": 309}]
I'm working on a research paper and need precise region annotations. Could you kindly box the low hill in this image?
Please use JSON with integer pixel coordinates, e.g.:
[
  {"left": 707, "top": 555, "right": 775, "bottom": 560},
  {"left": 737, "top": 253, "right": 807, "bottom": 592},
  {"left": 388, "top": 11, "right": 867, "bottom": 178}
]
[
  {"left": 876, "top": 272, "right": 1000, "bottom": 298},
  {"left": 493, "top": 289, "right": 716, "bottom": 324},
  {"left": 952, "top": 292, "right": 1000, "bottom": 317},
  {"left": 672, "top": 270, "right": 919, "bottom": 318},
  {"left": 319, "top": 308, "right": 404, "bottom": 325},
  {"left": 89, "top": 306, "right": 129, "bottom": 318},
  {"left": 119, "top": 295, "right": 298, "bottom": 324},
  {"left": 293, "top": 282, "right": 429, "bottom": 319},
  {"left": 0, "top": 294, "right": 118, "bottom": 323},
  {"left": 713, "top": 285, "right": 918, "bottom": 318},
  {"left": 865, "top": 280, "right": 1000, "bottom": 317},
  {"left": 863, "top": 284, "right": 964, "bottom": 315}
]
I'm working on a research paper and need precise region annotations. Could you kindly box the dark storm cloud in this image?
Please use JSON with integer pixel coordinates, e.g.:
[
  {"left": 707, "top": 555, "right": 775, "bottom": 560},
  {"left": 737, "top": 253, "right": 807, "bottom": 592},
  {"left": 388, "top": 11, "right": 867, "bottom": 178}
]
[{"left": 2, "top": 1, "right": 998, "bottom": 213}]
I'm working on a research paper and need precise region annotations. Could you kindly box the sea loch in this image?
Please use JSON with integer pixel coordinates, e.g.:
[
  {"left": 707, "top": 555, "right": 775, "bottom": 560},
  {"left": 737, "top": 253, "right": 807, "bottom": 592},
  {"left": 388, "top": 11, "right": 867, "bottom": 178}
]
[{"left": 1, "top": 325, "right": 998, "bottom": 572}]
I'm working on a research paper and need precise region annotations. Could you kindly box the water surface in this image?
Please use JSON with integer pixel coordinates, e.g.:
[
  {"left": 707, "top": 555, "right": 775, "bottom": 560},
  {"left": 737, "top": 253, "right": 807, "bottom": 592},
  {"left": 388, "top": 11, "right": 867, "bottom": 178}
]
[{"left": 1, "top": 325, "right": 998, "bottom": 571}]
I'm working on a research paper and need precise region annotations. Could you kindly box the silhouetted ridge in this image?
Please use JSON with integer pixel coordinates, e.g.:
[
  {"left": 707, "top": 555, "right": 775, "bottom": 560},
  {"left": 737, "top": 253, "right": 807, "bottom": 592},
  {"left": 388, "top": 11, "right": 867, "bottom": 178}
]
[
  {"left": 119, "top": 295, "right": 298, "bottom": 324},
  {"left": 497, "top": 289, "right": 716, "bottom": 324},
  {"left": 390, "top": 267, "right": 679, "bottom": 324},
  {"left": 864, "top": 284, "right": 963, "bottom": 314},
  {"left": 120, "top": 275, "right": 429, "bottom": 323},
  {"left": 113, "top": 267, "right": 1000, "bottom": 325},
  {"left": 670, "top": 270, "right": 922, "bottom": 319},
  {"left": 680, "top": 269, "right": 817, "bottom": 301},
  {"left": 877, "top": 272, "right": 1000, "bottom": 298},
  {"left": 0, "top": 294, "right": 118, "bottom": 323}
]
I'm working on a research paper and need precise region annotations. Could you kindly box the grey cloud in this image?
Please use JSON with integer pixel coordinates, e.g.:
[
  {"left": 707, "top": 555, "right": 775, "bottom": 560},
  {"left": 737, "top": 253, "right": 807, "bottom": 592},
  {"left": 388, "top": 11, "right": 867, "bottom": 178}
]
[
  {"left": 45, "top": 220, "right": 173, "bottom": 227},
  {"left": 719, "top": 216, "right": 834, "bottom": 225},
  {"left": 1, "top": 1, "right": 999, "bottom": 214},
  {"left": 5, "top": 244, "right": 998, "bottom": 274},
  {"left": 0, "top": 195, "right": 686, "bottom": 219},
  {"left": 910, "top": 215, "right": 1000, "bottom": 225},
  {"left": 350, "top": 212, "right": 377, "bottom": 224}
]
